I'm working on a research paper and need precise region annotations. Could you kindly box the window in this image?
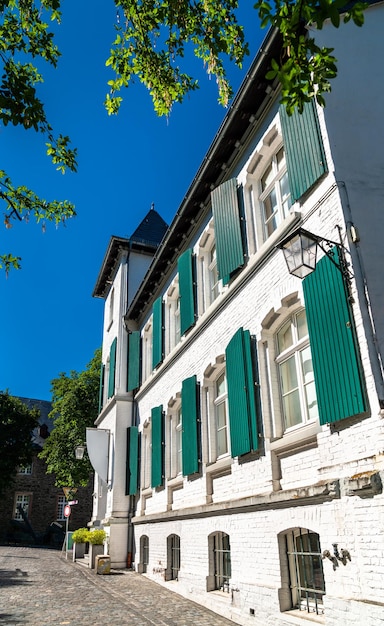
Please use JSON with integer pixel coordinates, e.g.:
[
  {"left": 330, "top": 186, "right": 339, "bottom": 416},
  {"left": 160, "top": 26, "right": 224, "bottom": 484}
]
[
  {"left": 208, "top": 532, "right": 231, "bottom": 591},
  {"left": 107, "top": 337, "right": 117, "bottom": 398},
  {"left": 18, "top": 464, "right": 32, "bottom": 475},
  {"left": 57, "top": 495, "right": 66, "bottom": 520},
  {"left": 280, "top": 528, "right": 325, "bottom": 615},
  {"left": 142, "top": 429, "right": 151, "bottom": 489},
  {"left": 108, "top": 287, "right": 114, "bottom": 328},
  {"left": 140, "top": 535, "right": 149, "bottom": 573},
  {"left": 208, "top": 245, "right": 220, "bottom": 305},
  {"left": 14, "top": 494, "right": 31, "bottom": 520},
  {"left": 142, "top": 322, "right": 153, "bottom": 381},
  {"left": 203, "top": 358, "right": 230, "bottom": 463},
  {"left": 198, "top": 230, "right": 223, "bottom": 315},
  {"left": 168, "top": 406, "right": 182, "bottom": 479},
  {"left": 276, "top": 310, "right": 318, "bottom": 430},
  {"left": 215, "top": 373, "right": 229, "bottom": 457},
  {"left": 260, "top": 147, "right": 292, "bottom": 240},
  {"left": 167, "top": 534, "right": 181, "bottom": 580},
  {"left": 164, "top": 284, "right": 180, "bottom": 357}
]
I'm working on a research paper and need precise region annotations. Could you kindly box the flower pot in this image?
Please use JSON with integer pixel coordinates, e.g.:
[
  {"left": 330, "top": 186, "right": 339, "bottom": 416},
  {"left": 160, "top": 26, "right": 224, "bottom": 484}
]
[
  {"left": 73, "top": 542, "right": 86, "bottom": 561},
  {"left": 89, "top": 543, "right": 104, "bottom": 569}
]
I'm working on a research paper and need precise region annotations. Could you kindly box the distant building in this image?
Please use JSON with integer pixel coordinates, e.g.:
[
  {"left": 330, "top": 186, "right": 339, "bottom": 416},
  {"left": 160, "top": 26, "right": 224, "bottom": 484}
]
[
  {"left": 89, "top": 4, "right": 384, "bottom": 625},
  {"left": 0, "top": 398, "right": 92, "bottom": 546}
]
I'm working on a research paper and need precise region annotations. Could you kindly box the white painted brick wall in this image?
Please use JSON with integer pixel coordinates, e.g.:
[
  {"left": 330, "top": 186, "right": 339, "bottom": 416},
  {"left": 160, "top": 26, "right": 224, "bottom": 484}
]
[{"left": 101, "top": 7, "right": 384, "bottom": 621}]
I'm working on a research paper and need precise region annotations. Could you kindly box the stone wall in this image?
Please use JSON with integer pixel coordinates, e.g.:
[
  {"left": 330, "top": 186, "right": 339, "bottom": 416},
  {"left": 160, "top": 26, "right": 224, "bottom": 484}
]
[{"left": 0, "top": 453, "right": 93, "bottom": 546}]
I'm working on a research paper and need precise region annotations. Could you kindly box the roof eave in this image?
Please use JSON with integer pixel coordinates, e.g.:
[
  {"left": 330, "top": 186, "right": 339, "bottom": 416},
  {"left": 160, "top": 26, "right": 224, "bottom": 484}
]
[{"left": 126, "top": 26, "right": 282, "bottom": 321}]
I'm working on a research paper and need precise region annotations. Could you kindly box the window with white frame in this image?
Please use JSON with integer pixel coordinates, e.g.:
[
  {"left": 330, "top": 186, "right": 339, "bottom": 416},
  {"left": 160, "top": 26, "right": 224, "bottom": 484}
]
[
  {"left": 142, "top": 321, "right": 153, "bottom": 381},
  {"left": 244, "top": 124, "right": 293, "bottom": 254},
  {"left": 108, "top": 287, "right": 115, "bottom": 328},
  {"left": 260, "top": 146, "right": 291, "bottom": 239},
  {"left": 279, "top": 528, "right": 325, "bottom": 615},
  {"left": 14, "top": 494, "right": 31, "bottom": 520},
  {"left": 141, "top": 428, "right": 151, "bottom": 489},
  {"left": 168, "top": 404, "right": 182, "bottom": 479},
  {"left": 215, "top": 372, "right": 229, "bottom": 457},
  {"left": 18, "top": 464, "right": 32, "bottom": 475},
  {"left": 164, "top": 282, "right": 180, "bottom": 357},
  {"left": 276, "top": 309, "right": 318, "bottom": 431},
  {"left": 197, "top": 227, "right": 223, "bottom": 315},
  {"left": 57, "top": 495, "right": 66, "bottom": 520},
  {"left": 204, "top": 360, "right": 230, "bottom": 463}
]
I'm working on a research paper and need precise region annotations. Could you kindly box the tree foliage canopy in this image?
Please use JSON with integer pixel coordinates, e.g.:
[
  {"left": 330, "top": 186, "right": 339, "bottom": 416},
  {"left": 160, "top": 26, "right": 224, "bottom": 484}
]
[
  {"left": 106, "top": 0, "right": 367, "bottom": 117},
  {"left": 0, "top": 0, "right": 77, "bottom": 274},
  {"left": 1, "top": 0, "right": 368, "bottom": 269},
  {"left": 39, "top": 348, "right": 101, "bottom": 489},
  {"left": 0, "top": 391, "right": 40, "bottom": 495}
]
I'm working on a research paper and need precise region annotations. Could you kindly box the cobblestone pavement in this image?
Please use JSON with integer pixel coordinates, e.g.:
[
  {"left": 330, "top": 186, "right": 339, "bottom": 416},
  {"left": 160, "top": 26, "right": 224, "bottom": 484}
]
[{"left": 0, "top": 546, "right": 235, "bottom": 626}]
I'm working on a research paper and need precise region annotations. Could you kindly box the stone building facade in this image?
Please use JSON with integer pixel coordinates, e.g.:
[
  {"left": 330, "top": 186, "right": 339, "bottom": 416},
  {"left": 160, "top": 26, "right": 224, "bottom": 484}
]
[
  {"left": 0, "top": 398, "right": 92, "bottom": 546},
  {"left": 90, "top": 4, "right": 384, "bottom": 625}
]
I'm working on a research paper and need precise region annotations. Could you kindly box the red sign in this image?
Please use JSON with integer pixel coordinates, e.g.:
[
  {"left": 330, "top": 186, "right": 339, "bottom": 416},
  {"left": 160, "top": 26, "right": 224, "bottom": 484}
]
[{"left": 64, "top": 504, "right": 71, "bottom": 518}]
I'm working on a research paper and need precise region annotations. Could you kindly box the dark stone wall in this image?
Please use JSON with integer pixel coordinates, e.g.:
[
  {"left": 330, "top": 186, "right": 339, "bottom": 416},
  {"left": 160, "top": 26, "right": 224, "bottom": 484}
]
[{"left": 0, "top": 453, "right": 93, "bottom": 546}]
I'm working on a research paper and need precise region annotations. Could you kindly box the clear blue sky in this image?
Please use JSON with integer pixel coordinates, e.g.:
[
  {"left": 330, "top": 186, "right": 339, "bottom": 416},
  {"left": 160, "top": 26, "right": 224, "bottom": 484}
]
[{"left": 1, "top": 0, "right": 263, "bottom": 401}]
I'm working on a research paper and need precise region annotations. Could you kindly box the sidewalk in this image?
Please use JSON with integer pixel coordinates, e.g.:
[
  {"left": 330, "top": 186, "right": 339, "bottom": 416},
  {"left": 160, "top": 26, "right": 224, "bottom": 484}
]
[{"left": 0, "top": 546, "right": 235, "bottom": 625}]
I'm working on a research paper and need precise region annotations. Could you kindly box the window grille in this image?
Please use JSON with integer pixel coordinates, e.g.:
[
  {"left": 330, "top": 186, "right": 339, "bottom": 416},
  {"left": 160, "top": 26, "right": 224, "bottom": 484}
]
[{"left": 286, "top": 528, "right": 325, "bottom": 615}]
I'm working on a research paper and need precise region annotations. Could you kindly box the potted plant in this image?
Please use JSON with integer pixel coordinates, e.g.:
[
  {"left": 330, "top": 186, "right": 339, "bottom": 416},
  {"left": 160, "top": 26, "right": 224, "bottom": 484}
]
[
  {"left": 88, "top": 529, "right": 107, "bottom": 569},
  {"left": 72, "top": 528, "right": 90, "bottom": 560}
]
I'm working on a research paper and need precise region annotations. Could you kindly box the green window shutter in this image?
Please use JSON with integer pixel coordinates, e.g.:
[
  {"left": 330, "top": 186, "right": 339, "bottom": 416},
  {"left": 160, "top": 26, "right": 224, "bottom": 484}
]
[
  {"left": 181, "top": 375, "right": 199, "bottom": 476},
  {"left": 279, "top": 100, "right": 327, "bottom": 202},
  {"left": 212, "top": 178, "right": 244, "bottom": 285},
  {"left": 108, "top": 338, "right": 117, "bottom": 398},
  {"left": 98, "top": 363, "right": 105, "bottom": 413},
  {"left": 127, "top": 331, "right": 141, "bottom": 391},
  {"left": 152, "top": 297, "right": 163, "bottom": 369},
  {"left": 151, "top": 405, "right": 164, "bottom": 488},
  {"left": 178, "top": 249, "right": 196, "bottom": 336},
  {"left": 225, "top": 328, "right": 259, "bottom": 457},
  {"left": 303, "top": 249, "right": 367, "bottom": 424},
  {"left": 126, "top": 426, "right": 139, "bottom": 495}
]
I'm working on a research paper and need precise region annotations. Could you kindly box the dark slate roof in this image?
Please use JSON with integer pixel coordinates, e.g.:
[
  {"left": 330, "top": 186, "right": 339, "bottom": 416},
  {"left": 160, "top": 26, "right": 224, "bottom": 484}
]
[
  {"left": 18, "top": 397, "right": 53, "bottom": 428},
  {"left": 130, "top": 206, "right": 168, "bottom": 248},
  {"left": 93, "top": 207, "right": 168, "bottom": 299}
]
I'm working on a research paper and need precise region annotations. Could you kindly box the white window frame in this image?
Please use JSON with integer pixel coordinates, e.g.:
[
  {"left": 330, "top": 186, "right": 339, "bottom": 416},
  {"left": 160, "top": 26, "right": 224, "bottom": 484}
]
[
  {"left": 164, "top": 281, "right": 180, "bottom": 357},
  {"left": 167, "top": 399, "right": 182, "bottom": 479},
  {"left": 275, "top": 309, "right": 318, "bottom": 432},
  {"left": 214, "top": 372, "right": 229, "bottom": 458},
  {"left": 57, "top": 495, "right": 66, "bottom": 521},
  {"left": 197, "top": 225, "right": 223, "bottom": 315},
  {"left": 244, "top": 123, "right": 293, "bottom": 255},
  {"left": 141, "top": 426, "right": 151, "bottom": 490},
  {"left": 142, "top": 321, "right": 153, "bottom": 382},
  {"left": 18, "top": 464, "right": 32, "bottom": 475},
  {"left": 203, "top": 357, "right": 230, "bottom": 463},
  {"left": 108, "top": 287, "right": 115, "bottom": 329},
  {"left": 259, "top": 296, "right": 321, "bottom": 445},
  {"left": 14, "top": 493, "right": 31, "bottom": 520},
  {"left": 259, "top": 146, "right": 292, "bottom": 241}
]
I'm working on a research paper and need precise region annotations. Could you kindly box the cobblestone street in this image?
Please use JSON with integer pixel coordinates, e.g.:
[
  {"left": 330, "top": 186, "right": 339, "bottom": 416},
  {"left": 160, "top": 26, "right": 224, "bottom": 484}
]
[{"left": 0, "top": 546, "right": 235, "bottom": 625}]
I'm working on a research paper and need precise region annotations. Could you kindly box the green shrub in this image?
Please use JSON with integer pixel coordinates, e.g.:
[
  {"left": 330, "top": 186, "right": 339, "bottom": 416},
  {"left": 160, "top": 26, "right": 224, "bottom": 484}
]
[
  {"left": 72, "top": 528, "right": 90, "bottom": 544},
  {"left": 88, "top": 529, "right": 107, "bottom": 545}
]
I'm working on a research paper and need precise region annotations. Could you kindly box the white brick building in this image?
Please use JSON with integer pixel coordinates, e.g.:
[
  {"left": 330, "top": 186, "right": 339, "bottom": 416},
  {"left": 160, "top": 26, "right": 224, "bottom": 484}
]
[{"left": 90, "top": 4, "right": 384, "bottom": 624}]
